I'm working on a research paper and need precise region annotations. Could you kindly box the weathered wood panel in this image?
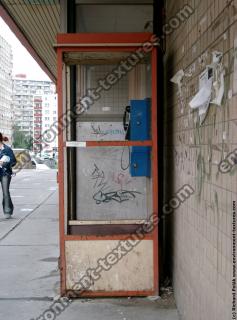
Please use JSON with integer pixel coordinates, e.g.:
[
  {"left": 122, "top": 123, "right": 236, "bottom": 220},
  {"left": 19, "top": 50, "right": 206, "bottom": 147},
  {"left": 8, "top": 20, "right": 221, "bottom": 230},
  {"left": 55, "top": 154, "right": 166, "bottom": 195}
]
[{"left": 65, "top": 240, "right": 154, "bottom": 291}]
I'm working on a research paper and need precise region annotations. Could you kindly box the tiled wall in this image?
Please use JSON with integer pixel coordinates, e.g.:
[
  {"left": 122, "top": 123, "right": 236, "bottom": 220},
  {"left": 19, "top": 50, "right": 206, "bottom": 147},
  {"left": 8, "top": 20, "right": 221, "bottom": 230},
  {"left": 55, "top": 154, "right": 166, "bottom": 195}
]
[{"left": 164, "top": 0, "right": 235, "bottom": 319}]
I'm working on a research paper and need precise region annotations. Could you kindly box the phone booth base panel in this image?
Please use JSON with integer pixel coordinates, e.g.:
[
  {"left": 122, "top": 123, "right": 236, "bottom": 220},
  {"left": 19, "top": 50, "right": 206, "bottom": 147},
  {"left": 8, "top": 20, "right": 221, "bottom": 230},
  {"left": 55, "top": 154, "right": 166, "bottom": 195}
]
[{"left": 65, "top": 240, "right": 154, "bottom": 293}]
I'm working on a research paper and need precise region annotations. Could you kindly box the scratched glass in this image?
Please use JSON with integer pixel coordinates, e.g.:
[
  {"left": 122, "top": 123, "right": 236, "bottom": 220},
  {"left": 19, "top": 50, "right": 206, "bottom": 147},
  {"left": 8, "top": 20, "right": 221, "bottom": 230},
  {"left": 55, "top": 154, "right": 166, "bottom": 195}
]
[
  {"left": 63, "top": 51, "right": 153, "bottom": 225},
  {"left": 75, "top": 146, "right": 152, "bottom": 222}
]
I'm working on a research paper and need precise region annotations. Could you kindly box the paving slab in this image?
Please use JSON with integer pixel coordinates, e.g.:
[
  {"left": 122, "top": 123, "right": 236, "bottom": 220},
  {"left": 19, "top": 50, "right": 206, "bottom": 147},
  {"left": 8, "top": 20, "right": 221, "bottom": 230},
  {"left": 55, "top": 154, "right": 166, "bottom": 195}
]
[
  {"left": 0, "top": 206, "right": 59, "bottom": 246},
  {"left": 0, "top": 169, "right": 180, "bottom": 320},
  {"left": 0, "top": 298, "right": 180, "bottom": 320}
]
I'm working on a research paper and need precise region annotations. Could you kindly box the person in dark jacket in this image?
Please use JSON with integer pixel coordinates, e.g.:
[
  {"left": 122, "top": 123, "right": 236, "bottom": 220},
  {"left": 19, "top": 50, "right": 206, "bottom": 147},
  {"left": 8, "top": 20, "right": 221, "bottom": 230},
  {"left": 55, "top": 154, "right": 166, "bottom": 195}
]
[{"left": 0, "top": 133, "right": 16, "bottom": 219}]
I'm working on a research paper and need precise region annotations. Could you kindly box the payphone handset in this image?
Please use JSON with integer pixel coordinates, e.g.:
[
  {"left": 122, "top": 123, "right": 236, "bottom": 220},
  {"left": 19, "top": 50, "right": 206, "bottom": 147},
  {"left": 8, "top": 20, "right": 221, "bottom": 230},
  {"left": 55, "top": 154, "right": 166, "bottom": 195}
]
[
  {"left": 123, "top": 105, "right": 131, "bottom": 140},
  {"left": 123, "top": 99, "right": 151, "bottom": 177}
]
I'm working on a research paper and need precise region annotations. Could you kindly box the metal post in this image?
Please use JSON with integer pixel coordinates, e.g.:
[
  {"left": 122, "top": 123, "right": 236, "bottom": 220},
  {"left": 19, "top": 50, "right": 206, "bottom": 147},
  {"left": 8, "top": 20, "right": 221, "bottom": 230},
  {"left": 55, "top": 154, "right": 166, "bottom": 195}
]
[{"left": 67, "top": 0, "right": 77, "bottom": 222}]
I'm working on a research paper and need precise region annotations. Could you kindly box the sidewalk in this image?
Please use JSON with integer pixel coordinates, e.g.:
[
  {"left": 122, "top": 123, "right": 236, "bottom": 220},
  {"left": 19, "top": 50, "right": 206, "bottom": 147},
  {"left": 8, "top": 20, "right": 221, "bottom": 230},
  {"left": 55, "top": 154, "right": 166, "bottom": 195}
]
[{"left": 0, "top": 169, "right": 180, "bottom": 320}]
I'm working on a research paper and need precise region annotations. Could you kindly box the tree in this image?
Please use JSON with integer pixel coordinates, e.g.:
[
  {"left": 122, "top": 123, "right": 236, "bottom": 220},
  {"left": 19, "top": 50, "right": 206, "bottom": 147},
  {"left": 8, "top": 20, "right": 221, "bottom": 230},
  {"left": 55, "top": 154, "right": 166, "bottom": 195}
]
[{"left": 12, "top": 126, "right": 33, "bottom": 150}]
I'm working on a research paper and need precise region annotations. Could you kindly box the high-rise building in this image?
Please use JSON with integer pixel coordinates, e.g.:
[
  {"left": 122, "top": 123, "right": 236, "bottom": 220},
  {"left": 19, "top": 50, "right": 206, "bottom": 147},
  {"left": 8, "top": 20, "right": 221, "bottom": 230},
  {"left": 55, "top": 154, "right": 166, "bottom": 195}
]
[
  {"left": 0, "top": 35, "right": 13, "bottom": 139},
  {"left": 41, "top": 93, "right": 58, "bottom": 151},
  {"left": 33, "top": 95, "right": 43, "bottom": 153},
  {"left": 12, "top": 75, "right": 54, "bottom": 140},
  {"left": 33, "top": 88, "right": 58, "bottom": 153}
]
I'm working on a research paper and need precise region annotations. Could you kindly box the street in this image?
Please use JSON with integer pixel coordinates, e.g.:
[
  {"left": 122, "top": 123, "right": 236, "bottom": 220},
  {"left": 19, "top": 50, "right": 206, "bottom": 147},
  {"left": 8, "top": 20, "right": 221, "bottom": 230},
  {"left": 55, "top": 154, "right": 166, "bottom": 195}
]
[{"left": 0, "top": 169, "right": 179, "bottom": 320}]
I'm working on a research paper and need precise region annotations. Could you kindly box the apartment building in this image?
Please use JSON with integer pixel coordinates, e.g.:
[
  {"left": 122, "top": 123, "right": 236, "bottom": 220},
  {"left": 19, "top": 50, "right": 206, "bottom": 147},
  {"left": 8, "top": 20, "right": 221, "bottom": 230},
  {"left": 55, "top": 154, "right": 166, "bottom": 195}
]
[
  {"left": 12, "top": 75, "right": 54, "bottom": 140},
  {"left": 0, "top": 34, "right": 13, "bottom": 139},
  {"left": 33, "top": 90, "right": 58, "bottom": 153}
]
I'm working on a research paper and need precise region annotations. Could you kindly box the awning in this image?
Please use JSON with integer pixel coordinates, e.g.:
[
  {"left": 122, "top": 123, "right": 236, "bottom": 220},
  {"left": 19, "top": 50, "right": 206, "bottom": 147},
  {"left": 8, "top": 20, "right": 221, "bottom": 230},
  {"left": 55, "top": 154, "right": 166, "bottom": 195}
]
[{"left": 0, "top": 0, "right": 60, "bottom": 82}]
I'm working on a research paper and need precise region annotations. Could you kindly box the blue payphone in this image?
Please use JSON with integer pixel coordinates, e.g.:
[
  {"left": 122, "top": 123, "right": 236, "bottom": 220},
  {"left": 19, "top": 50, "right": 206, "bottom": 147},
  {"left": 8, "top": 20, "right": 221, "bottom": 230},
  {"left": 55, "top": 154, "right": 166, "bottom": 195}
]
[{"left": 123, "top": 98, "right": 151, "bottom": 177}]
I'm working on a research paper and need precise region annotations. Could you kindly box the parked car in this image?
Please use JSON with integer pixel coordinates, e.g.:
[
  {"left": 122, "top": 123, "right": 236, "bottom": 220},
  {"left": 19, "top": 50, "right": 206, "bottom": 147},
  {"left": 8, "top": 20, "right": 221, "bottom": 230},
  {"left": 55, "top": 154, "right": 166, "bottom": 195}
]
[{"left": 40, "top": 153, "right": 51, "bottom": 161}]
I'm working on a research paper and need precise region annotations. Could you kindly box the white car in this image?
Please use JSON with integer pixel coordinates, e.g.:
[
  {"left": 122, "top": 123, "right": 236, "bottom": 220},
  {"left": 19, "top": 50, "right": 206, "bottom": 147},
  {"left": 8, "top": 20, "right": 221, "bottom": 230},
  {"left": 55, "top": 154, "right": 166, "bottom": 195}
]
[{"left": 40, "top": 153, "right": 51, "bottom": 161}]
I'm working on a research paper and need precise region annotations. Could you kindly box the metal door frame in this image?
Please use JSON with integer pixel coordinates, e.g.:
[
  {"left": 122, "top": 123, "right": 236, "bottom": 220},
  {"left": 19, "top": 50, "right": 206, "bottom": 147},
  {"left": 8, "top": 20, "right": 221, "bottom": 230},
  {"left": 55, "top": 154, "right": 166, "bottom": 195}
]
[{"left": 56, "top": 33, "right": 158, "bottom": 297}]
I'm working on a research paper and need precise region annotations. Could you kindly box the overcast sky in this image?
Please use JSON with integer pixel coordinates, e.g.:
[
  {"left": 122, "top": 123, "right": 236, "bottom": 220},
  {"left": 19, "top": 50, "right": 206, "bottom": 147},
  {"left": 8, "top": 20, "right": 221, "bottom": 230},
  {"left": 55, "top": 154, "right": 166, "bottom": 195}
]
[{"left": 0, "top": 17, "right": 50, "bottom": 81}]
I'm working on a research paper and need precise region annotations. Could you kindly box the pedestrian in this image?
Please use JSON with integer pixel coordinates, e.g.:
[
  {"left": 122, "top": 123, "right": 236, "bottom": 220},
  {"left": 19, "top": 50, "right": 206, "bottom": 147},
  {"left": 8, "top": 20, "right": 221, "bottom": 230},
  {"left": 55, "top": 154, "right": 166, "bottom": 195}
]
[{"left": 0, "top": 133, "right": 16, "bottom": 219}]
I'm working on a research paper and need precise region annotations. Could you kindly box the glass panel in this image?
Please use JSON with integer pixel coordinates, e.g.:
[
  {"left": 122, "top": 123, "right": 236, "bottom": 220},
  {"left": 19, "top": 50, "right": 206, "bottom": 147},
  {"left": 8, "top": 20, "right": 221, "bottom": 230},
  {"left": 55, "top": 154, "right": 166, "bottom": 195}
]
[
  {"left": 76, "top": 4, "right": 153, "bottom": 33},
  {"left": 75, "top": 146, "right": 152, "bottom": 221},
  {"left": 78, "top": 64, "right": 129, "bottom": 116},
  {"left": 64, "top": 51, "right": 152, "bottom": 141},
  {"left": 64, "top": 51, "right": 153, "bottom": 223}
]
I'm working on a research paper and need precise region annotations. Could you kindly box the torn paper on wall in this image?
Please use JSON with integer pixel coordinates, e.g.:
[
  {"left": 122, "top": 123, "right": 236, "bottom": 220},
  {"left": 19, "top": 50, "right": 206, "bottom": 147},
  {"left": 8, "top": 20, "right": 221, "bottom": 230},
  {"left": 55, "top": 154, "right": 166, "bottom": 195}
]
[
  {"left": 189, "top": 67, "right": 213, "bottom": 124},
  {"left": 210, "top": 51, "right": 225, "bottom": 106},
  {"left": 211, "top": 69, "right": 224, "bottom": 106},
  {"left": 170, "top": 70, "right": 185, "bottom": 114},
  {"left": 189, "top": 51, "right": 225, "bottom": 125},
  {"left": 211, "top": 51, "right": 222, "bottom": 64},
  {"left": 170, "top": 51, "right": 225, "bottom": 125}
]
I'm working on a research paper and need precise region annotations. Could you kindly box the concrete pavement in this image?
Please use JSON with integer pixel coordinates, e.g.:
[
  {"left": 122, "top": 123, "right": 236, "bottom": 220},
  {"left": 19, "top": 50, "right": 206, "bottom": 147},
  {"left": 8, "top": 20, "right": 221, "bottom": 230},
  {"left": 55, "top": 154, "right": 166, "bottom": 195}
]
[{"left": 0, "top": 169, "right": 180, "bottom": 320}]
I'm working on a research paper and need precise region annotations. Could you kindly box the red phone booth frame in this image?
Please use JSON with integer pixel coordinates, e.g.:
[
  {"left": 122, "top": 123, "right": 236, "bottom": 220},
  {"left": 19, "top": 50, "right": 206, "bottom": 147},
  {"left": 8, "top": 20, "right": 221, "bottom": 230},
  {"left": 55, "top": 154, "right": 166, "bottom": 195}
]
[{"left": 56, "top": 33, "right": 158, "bottom": 297}]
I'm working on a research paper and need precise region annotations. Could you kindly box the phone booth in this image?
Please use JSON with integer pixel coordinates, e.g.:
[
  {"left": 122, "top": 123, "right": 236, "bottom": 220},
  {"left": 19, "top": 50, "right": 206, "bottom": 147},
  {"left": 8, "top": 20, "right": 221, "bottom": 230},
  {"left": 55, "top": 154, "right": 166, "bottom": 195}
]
[{"left": 56, "top": 33, "right": 158, "bottom": 297}]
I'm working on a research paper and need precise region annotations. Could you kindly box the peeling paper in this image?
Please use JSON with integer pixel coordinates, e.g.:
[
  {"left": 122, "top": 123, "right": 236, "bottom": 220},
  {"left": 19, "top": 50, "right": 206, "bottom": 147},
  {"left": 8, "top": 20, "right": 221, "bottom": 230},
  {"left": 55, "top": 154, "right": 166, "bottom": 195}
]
[
  {"left": 189, "top": 81, "right": 212, "bottom": 110},
  {"left": 170, "top": 69, "right": 184, "bottom": 87},
  {"left": 189, "top": 51, "right": 225, "bottom": 125},
  {"left": 189, "top": 67, "right": 213, "bottom": 124},
  {"left": 212, "top": 51, "right": 222, "bottom": 64},
  {"left": 170, "top": 69, "right": 185, "bottom": 113},
  {"left": 210, "top": 51, "right": 225, "bottom": 106},
  {"left": 211, "top": 70, "right": 225, "bottom": 105}
]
